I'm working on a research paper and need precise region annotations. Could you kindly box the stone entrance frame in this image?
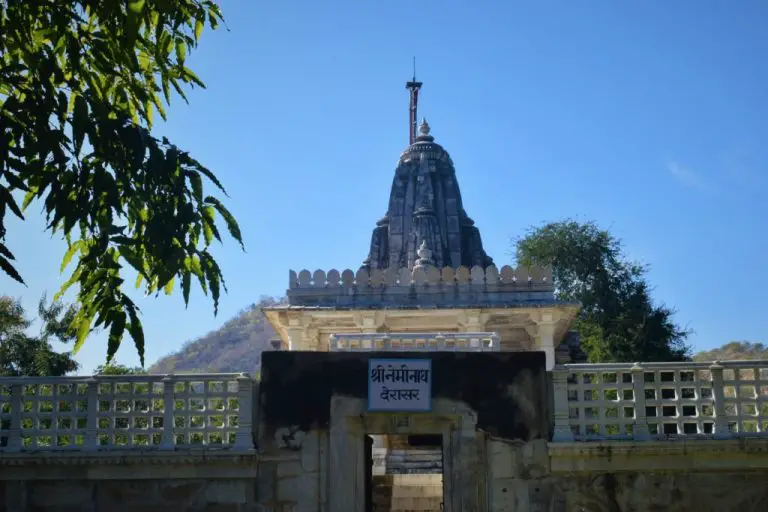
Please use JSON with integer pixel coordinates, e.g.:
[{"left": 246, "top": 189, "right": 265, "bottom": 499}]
[{"left": 329, "top": 395, "right": 480, "bottom": 511}]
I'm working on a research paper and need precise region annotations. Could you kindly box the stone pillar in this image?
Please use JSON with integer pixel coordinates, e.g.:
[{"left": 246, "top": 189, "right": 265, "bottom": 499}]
[
  {"left": 552, "top": 371, "right": 574, "bottom": 442},
  {"left": 84, "top": 378, "right": 99, "bottom": 451},
  {"left": 537, "top": 314, "right": 557, "bottom": 371},
  {"left": 234, "top": 373, "right": 254, "bottom": 450},
  {"left": 631, "top": 363, "right": 651, "bottom": 440},
  {"left": 7, "top": 383, "right": 22, "bottom": 453},
  {"left": 286, "top": 327, "right": 304, "bottom": 351},
  {"left": 161, "top": 375, "right": 176, "bottom": 449},
  {"left": 329, "top": 397, "right": 364, "bottom": 511},
  {"left": 710, "top": 361, "right": 731, "bottom": 439},
  {"left": 460, "top": 309, "right": 488, "bottom": 333}
]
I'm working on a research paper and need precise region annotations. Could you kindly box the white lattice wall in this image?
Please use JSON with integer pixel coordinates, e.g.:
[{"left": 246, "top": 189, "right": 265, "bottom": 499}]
[
  {"left": 552, "top": 361, "right": 768, "bottom": 441},
  {"left": 0, "top": 374, "right": 255, "bottom": 452}
]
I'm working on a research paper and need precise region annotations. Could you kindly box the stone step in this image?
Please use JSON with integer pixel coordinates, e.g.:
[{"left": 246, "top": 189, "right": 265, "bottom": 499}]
[
  {"left": 389, "top": 496, "right": 444, "bottom": 511},
  {"left": 374, "top": 474, "right": 443, "bottom": 485}
]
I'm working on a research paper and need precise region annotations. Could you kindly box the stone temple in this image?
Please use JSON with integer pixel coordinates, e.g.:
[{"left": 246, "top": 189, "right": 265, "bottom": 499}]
[{"left": 1, "top": 79, "right": 767, "bottom": 512}]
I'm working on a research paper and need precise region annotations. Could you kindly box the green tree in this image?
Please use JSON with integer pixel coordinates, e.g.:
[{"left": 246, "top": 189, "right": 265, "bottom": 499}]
[
  {"left": 515, "top": 220, "right": 691, "bottom": 362},
  {"left": 0, "top": 295, "right": 79, "bottom": 376},
  {"left": 94, "top": 362, "right": 147, "bottom": 375},
  {"left": 0, "top": 0, "right": 243, "bottom": 366}
]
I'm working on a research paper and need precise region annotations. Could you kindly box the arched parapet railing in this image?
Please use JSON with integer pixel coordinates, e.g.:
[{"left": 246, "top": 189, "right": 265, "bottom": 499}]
[
  {"left": 287, "top": 265, "right": 555, "bottom": 307},
  {"left": 551, "top": 360, "right": 768, "bottom": 443},
  {"left": 288, "top": 264, "right": 553, "bottom": 289}
]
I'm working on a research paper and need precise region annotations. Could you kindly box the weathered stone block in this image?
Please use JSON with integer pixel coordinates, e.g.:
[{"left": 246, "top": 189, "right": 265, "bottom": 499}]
[
  {"left": 487, "top": 439, "right": 517, "bottom": 480},
  {"left": 300, "top": 431, "right": 320, "bottom": 472},
  {"left": 95, "top": 480, "right": 160, "bottom": 507},
  {"left": 28, "top": 481, "right": 93, "bottom": 508},
  {"left": 256, "top": 461, "right": 277, "bottom": 504},
  {"left": 489, "top": 478, "right": 529, "bottom": 512},
  {"left": 276, "top": 461, "right": 304, "bottom": 478},
  {"left": 204, "top": 481, "right": 247, "bottom": 504},
  {"left": 159, "top": 480, "right": 205, "bottom": 504},
  {"left": 276, "top": 473, "right": 318, "bottom": 508}
]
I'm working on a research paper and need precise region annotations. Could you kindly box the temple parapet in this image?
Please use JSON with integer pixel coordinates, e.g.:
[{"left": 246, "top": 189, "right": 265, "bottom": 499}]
[
  {"left": 285, "top": 265, "right": 557, "bottom": 308},
  {"left": 290, "top": 265, "right": 552, "bottom": 289}
]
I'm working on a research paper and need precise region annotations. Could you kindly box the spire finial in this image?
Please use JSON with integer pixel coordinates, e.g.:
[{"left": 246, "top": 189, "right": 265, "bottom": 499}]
[
  {"left": 419, "top": 118, "right": 430, "bottom": 136},
  {"left": 413, "top": 240, "right": 435, "bottom": 271}
]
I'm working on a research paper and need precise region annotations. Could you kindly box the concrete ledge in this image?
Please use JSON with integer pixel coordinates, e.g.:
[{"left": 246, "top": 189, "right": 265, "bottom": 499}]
[
  {"left": 0, "top": 450, "right": 262, "bottom": 480},
  {"left": 549, "top": 438, "right": 768, "bottom": 473}
]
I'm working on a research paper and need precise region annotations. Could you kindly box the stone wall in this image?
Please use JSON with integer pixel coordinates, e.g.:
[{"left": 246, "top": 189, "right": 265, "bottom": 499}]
[
  {"left": 4, "top": 434, "right": 768, "bottom": 511},
  {"left": 3, "top": 478, "right": 255, "bottom": 512},
  {"left": 487, "top": 437, "right": 768, "bottom": 512}
]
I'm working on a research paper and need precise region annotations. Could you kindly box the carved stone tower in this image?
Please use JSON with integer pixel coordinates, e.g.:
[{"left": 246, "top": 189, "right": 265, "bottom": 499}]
[
  {"left": 362, "top": 119, "right": 494, "bottom": 271},
  {"left": 264, "top": 79, "right": 580, "bottom": 370}
]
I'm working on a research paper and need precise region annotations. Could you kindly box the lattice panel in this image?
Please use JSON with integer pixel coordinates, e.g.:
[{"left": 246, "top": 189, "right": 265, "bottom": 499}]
[
  {"left": 0, "top": 385, "right": 12, "bottom": 447},
  {"left": 171, "top": 378, "right": 240, "bottom": 447},
  {"left": 0, "top": 373, "right": 251, "bottom": 452},
  {"left": 566, "top": 370, "right": 636, "bottom": 439},
  {"left": 96, "top": 379, "right": 165, "bottom": 448},
  {"left": 557, "top": 362, "right": 768, "bottom": 441},
  {"left": 643, "top": 368, "right": 714, "bottom": 436},
  {"left": 21, "top": 382, "right": 89, "bottom": 449},
  {"left": 722, "top": 367, "right": 768, "bottom": 434}
]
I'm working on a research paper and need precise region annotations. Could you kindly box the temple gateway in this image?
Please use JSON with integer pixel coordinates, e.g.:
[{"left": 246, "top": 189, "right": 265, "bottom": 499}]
[{"left": 0, "top": 79, "right": 767, "bottom": 512}]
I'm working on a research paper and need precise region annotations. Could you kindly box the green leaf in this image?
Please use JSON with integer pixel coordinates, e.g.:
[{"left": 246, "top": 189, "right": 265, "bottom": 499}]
[
  {"left": 205, "top": 196, "right": 244, "bottom": 249},
  {"left": 163, "top": 276, "right": 174, "bottom": 295},
  {"left": 72, "top": 94, "right": 88, "bottom": 155},
  {"left": 195, "top": 19, "right": 204, "bottom": 41},
  {"left": 187, "top": 171, "right": 203, "bottom": 203},
  {"left": 176, "top": 39, "right": 187, "bottom": 65},
  {"left": 0, "top": 253, "right": 24, "bottom": 285},
  {"left": 107, "top": 311, "right": 127, "bottom": 363},
  {"left": 72, "top": 311, "right": 93, "bottom": 355},
  {"left": 60, "top": 241, "right": 83, "bottom": 273},
  {"left": 182, "top": 272, "right": 191, "bottom": 306},
  {"left": 125, "top": 301, "right": 145, "bottom": 366},
  {"left": 0, "top": 187, "right": 24, "bottom": 219}
]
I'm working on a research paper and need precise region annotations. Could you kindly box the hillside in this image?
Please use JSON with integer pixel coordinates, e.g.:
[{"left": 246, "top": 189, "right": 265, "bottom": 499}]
[
  {"left": 693, "top": 341, "right": 768, "bottom": 362},
  {"left": 149, "top": 296, "right": 283, "bottom": 374}
]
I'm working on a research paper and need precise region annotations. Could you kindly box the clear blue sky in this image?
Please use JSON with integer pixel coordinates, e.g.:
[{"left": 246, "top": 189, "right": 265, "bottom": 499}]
[{"left": 4, "top": 1, "right": 768, "bottom": 372}]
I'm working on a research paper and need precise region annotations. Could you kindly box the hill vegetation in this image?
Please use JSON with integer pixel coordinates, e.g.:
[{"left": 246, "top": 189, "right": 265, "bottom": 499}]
[
  {"left": 148, "top": 296, "right": 283, "bottom": 375},
  {"left": 692, "top": 341, "right": 768, "bottom": 362}
]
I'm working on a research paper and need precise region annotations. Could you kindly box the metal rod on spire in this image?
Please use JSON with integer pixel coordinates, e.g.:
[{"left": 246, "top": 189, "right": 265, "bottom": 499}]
[{"left": 405, "top": 57, "right": 423, "bottom": 145}]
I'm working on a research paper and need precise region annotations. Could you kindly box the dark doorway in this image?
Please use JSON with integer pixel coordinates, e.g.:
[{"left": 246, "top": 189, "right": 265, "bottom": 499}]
[{"left": 366, "top": 434, "right": 444, "bottom": 511}]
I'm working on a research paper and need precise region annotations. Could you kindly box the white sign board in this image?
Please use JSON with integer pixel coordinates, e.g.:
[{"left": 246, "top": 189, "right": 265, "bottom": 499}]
[{"left": 368, "top": 358, "right": 432, "bottom": 412}]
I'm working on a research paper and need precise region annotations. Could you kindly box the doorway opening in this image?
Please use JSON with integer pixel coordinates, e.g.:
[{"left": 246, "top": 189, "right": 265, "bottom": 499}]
[{"left": 365, "top": 433, "right": 444, "bottom": 511}]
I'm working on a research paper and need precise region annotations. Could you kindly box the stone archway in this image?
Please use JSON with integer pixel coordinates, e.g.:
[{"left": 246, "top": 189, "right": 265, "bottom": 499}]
[{"left": 328, "top": 395, "right": 480, "bottom": 511}]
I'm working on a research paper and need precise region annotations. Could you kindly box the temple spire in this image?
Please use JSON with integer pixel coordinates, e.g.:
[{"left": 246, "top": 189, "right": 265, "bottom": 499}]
[
  {"left": 361, "top": 83, "right": 494, "bottom": 272},
  {"left": 405, "top": 58, "right": 423, "bottom": 146}
]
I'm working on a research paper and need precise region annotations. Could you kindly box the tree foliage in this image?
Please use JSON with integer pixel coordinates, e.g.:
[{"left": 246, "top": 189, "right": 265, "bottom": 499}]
[
  {"left": 94, "top": 362, "right": 147, "bottom": 375},
  {"left": 0, "top": 0, "right": 243, "bottom": 365},
  {"left": 0, "top": 295, "right": 79, "bottom": 376},
  {"left": 515, "top": 220, "right": 691, "bottom": 362}
]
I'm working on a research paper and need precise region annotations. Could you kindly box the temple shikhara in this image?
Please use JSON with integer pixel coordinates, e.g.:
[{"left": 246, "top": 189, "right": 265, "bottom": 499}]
[
  {"left": 1, "top": 78, "right": 767, "bottom": 512},
  {"left": 263, "top": 82, "right": 582, "bottom": 372}
]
